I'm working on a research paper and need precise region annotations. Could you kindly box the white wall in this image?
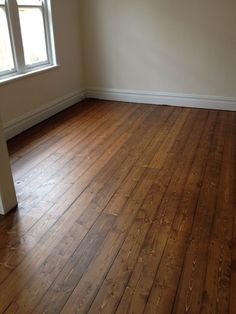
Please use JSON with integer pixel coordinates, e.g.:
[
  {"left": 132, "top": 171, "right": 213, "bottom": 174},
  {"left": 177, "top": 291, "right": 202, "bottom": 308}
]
[
  {"left": 0, "top": 0, "right": 84, "bottom": 131},
  {"left": 80, "top": 0, "right": 236, "bottom": 99},
  {"left": 0, "top": 115, "right": 17, "bottom": 214}
]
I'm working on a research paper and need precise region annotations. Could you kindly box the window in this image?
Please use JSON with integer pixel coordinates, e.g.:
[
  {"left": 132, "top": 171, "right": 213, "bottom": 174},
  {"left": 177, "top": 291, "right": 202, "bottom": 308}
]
[{"left": 0, "top": 0, "right": 56, "bottom": 81}]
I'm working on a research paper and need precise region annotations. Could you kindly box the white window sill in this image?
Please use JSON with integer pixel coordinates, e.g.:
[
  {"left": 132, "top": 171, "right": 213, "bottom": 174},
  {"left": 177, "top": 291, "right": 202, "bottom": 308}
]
[{"left": 0, "top": 64, "right": 60, "bottom": 87}]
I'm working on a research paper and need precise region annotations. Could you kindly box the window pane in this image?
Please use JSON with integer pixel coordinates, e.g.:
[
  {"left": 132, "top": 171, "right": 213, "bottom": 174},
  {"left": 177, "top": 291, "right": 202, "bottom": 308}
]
[
  {"left": 17, "top": 0, "right": 42, "bottom": 5},
  {"left": 18, "top": 7, "right": 48, "bottom": 66},
  {"left": 0, "top": 7, "right": 14, "bottom": 73},
  {"left": 0, "top": 0, "right": 5, "bottom": 5}
]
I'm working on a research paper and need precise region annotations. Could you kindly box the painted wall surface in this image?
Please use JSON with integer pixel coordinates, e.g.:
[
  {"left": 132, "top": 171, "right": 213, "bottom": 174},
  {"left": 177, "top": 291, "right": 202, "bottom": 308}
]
[
  {"left": 0, "top": 0, "right": 84, "bottom": 124},
  {"left": 80, "top": 0, "right": 236, "bottom": 98},
  {"left": 0, "top": 115, "right": 17, "bottom": 214}
]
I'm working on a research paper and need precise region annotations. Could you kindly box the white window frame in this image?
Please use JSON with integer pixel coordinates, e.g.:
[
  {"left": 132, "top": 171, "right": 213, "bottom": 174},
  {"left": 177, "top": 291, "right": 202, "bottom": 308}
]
[{"left": 0, "top": 0, "right": 57, "bottom": 81}]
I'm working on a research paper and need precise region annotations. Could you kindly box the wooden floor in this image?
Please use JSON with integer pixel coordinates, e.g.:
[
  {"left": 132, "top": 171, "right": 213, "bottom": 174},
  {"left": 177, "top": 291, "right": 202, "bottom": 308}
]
[{"left": 0, "top": 99, "right": 235, "bottom": 313}]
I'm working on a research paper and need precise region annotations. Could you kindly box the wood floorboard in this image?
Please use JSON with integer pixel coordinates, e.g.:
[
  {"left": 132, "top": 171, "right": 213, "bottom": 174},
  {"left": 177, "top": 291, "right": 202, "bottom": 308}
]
[
  {"left": 8, "top": 100, "right": 98, "bottom": 160},
  {"left": 0, "top": 102, "right": 141, "bottom": 232},
  {"left": 0, "top": 99, "right": 235, "bottom": 313},
  {"left": 115, "top": 110, "right": 209, "bottom": 314},
  {"left": 172, "top": 111, "right": 227, "bottom": 313},
  {"left": 0, "top": 104, "right": 145, "bottom": 287},
  {"left": 144, "top": 111, "right": 218, "bottom": 313},
  {"left": 13, "top": 103, "right": 139, "bottom": 202}
]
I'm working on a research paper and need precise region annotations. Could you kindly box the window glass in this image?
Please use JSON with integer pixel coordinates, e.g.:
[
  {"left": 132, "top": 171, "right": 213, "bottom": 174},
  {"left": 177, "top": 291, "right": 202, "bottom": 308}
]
[
  {"left": 17, "top": 0, "right": 42, "bottom": 6},
  {"left": 0, "top": 0, "right": 56, "bottom": 80},
  {"left": 0, "top": 7, "right": 15, "bottom": 73},
  {"left": 18, "top": 6, "right": 48, "bottom": 66}
]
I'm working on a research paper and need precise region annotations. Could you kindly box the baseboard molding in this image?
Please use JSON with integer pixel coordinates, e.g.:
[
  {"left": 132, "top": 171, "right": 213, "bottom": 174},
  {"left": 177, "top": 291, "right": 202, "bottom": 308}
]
[
  {"left": 86, "top": 88, "right": 236, "bottom": 111},
  {"left": 4, "top": 87, "right": 236, "bottom": 139},
  {"left": 4, "top": 89, "right": 86, "bottom": 140}
]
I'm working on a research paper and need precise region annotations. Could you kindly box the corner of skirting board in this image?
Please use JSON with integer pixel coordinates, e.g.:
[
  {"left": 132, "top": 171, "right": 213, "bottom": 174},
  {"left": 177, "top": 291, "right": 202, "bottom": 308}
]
[
  {"left": 3, "top": 88, "right": 236, "bottom": 140},
  {"left": 4, "top": 89, "right": 86, "bottom": 140},
  {"left": 85, "top": 88, "right": 236, "bottom": 112}
]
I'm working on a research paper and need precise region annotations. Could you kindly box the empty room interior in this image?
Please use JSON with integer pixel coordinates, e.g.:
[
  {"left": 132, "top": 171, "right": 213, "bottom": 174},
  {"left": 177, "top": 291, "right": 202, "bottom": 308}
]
[{"left": 0, "top": 0, "right": 236, "bottom": 313}]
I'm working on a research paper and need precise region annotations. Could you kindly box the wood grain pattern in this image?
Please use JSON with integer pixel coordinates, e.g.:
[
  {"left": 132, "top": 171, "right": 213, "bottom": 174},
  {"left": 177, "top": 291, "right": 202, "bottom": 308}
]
[{"left": 0, "top": 99, "right": 235, "bottom": 314}]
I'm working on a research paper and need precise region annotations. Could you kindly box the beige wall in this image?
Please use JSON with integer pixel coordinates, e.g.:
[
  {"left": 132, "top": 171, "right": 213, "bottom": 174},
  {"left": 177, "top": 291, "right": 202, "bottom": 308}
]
[
  {"left": 0, "top": 115, "right": 17, "bottom": 214},
  {"left": 80, "top": 0, "right": 236, "bottom": 98},
  {"left": 0, "top": 0, "right": 84, "bottom": 125}
]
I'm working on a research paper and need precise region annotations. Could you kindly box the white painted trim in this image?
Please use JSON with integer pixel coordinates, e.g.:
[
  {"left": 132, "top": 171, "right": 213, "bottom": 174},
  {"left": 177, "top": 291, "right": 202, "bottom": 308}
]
[
  {"left": 0, "top": 115, "right": 17, "bottom": 215},
  {"left": 3, "top": 87, "right": 236, "bottom": 140},
  {"left": 86, "top": 88, "right": 236, "bottom": 111},
  {"left": 0, "top": 65, "right": 60, "bottom": 87},
  {"left": 4, "top": 89, "right": 86, "bottom": 140}
]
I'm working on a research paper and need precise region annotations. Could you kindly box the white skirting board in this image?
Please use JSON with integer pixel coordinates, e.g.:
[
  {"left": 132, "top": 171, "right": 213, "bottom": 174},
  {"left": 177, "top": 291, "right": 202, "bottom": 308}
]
[
  {"left": 4, "top": 87, "right": 236, "bottom": 140},
  {"left": 86, "top": 88, "right": 236, "bottom": 111},
  {"left": 4, "top": 89, "right": 85, "bottom": 140}
]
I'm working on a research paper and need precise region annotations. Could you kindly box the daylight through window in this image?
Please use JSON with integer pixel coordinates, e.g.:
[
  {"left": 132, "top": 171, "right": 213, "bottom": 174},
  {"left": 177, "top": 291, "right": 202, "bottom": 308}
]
[{"left": 0, "top": 0, "right": 56, "bottom": 80}]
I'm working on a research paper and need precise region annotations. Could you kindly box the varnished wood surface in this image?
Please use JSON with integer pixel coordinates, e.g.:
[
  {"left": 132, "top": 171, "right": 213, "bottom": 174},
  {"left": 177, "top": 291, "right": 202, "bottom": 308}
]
[{"left": 0, "top": 99, "right": 235, "bottom": 313}]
